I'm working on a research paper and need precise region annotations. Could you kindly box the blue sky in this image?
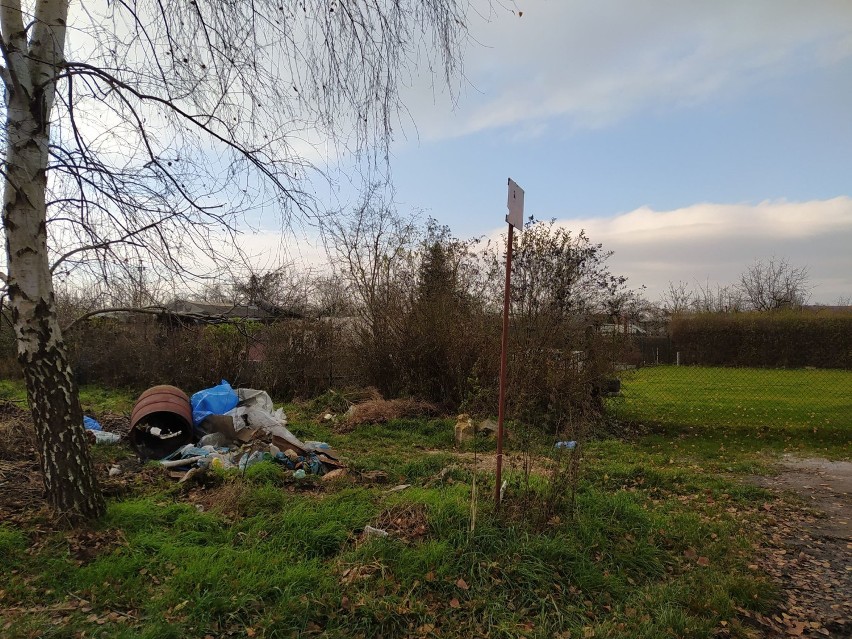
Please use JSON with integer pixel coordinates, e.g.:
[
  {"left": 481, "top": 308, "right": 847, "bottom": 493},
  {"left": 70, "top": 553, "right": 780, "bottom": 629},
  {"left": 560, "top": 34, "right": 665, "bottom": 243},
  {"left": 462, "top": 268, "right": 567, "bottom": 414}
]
[
  {"left": 372, "top": 1, "right": 852, "bottom": 303},
  {"left": 234, "top": 1, "right": 852, "bottom": 304},
  {"left": 392, "top": 64, "right": 852, "bottom": 233}
]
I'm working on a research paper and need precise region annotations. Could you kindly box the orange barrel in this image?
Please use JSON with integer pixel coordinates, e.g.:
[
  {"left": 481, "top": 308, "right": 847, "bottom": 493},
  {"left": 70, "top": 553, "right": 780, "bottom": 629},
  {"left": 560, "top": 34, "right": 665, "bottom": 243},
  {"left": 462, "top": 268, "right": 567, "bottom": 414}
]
[{"left": 129, "top": 385, "right": 193, "bottom": 460}]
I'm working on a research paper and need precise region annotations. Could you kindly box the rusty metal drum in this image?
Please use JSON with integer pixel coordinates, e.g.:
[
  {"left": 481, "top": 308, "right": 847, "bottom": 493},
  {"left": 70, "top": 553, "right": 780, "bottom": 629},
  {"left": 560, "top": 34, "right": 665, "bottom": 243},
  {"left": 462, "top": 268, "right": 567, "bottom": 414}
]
[{"left": 129, "top": 385, "right": 193, "bottom": 460}]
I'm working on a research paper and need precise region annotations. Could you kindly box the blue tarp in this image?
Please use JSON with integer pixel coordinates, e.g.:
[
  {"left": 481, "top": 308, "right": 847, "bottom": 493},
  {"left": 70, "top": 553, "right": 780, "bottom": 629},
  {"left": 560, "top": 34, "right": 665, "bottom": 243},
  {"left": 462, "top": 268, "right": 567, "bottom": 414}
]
[{"left": 190, "top": 379, "right": 238, "bottom": 427}]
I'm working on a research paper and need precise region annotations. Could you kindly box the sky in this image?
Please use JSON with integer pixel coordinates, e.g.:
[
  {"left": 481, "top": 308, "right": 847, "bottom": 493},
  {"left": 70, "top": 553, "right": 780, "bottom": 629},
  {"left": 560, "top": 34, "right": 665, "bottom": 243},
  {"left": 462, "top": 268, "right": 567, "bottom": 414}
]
[
  {"left": 20, "top": 0, "right": 850, "bottom": 305},
  {"left": 345, "top": 0, "right": 852, "bottom": 304}
]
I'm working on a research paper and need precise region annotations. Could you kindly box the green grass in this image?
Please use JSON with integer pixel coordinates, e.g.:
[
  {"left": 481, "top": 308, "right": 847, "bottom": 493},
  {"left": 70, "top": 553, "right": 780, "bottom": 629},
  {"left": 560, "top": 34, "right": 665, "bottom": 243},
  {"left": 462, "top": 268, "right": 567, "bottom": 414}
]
[
  {"left": 612, "top": 365, "right": 852, "bottom": 457},
  {"left": 4, "top": 369, "right": 848, "bottom": 638},
  {"left": 0, "top": 461, "right": 772, "bottom": 639},
  {"left": 1, "top": 419, "right": 777, "bottom": 639},
  {"left": 0, "top": 378, "right": 136, "bottom": 415}
]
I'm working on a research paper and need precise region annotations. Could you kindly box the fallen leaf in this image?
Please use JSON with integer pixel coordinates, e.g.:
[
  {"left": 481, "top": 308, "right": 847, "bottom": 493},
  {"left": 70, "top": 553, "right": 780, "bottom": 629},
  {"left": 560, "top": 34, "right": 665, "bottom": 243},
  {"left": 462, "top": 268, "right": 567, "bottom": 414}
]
[
  {"left": 449, "top": 598, "right": 460, "bottom": 609},
  {"left": 246, "top": 627, "right": 256, "bottom": 637},
  {"left": 697, "top": 556, "right": 710, "bottom": 567},
  {"left": 456, "top": 578, "right": 469, "bottom": 590}
]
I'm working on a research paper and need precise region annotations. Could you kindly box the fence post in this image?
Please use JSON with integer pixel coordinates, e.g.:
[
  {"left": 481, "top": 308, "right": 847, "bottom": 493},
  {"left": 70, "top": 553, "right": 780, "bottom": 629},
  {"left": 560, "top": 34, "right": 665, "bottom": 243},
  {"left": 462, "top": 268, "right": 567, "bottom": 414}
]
[{"left": 676, "top": 351, "right": 680, "bottom": 367}]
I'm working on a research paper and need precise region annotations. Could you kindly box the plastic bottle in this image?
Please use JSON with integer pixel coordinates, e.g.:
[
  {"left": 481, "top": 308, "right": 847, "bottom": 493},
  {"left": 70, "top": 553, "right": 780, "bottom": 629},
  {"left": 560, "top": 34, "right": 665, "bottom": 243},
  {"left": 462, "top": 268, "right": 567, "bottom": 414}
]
[{"left": 91, "top": 431, "right": 121, "bottom": 444}]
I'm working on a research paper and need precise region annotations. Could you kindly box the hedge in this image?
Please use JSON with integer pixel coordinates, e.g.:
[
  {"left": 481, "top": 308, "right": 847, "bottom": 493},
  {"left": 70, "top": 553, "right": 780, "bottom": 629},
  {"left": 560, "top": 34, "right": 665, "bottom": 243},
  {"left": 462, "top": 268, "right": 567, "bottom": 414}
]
[{"left": 669, "top": 310, "right": 851, "bottom": 369}]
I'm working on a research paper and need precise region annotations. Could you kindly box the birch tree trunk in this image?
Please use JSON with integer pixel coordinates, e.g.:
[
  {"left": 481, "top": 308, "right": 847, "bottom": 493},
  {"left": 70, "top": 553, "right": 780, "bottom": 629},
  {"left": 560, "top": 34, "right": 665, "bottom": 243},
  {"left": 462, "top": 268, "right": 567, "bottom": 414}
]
[{"left": 1, "top": 0, "right": 104, "bottom": 522}]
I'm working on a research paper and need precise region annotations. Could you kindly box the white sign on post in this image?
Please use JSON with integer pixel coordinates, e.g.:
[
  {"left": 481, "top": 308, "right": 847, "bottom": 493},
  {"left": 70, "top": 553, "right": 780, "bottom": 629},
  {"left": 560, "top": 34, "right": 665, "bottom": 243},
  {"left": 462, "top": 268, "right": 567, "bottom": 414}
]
[{"left": 506, "top": 178, "right": 524, "bottom": 230}]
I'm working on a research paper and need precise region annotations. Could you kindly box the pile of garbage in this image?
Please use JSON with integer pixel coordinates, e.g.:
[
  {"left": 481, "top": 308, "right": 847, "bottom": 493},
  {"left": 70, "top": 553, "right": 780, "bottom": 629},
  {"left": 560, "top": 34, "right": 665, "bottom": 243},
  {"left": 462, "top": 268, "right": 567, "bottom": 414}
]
[
  {"left": 102, "top": 380, "right": 344, "bottom": 480},
  {"left": 83, "top": 416, "right": 122, "bottom": 445}
]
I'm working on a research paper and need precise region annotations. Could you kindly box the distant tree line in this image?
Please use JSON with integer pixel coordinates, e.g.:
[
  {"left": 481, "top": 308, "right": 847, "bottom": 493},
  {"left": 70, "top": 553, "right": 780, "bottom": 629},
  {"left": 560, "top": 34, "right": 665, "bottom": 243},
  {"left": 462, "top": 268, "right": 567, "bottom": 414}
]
[{"left": 660, "top": 256, "right": 815, "bottom": 314}]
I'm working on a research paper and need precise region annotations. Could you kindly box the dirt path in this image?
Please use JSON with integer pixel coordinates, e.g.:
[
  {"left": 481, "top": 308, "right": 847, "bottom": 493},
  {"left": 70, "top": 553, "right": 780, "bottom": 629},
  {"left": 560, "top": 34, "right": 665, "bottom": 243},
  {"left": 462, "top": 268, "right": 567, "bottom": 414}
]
[{"left": 749, "top": 456, "right": 851, "bottom": 638}]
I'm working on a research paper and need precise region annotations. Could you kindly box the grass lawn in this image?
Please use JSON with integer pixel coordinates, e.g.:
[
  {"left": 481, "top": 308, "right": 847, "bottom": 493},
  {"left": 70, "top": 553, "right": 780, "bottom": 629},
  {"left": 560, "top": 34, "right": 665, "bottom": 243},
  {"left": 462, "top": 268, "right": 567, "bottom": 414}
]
[
  {"left": 611, "top": 366, "right": 852, "bottom": 458},
  {"left": 1, "top": 371, "right": 848, "bottom": 638}
]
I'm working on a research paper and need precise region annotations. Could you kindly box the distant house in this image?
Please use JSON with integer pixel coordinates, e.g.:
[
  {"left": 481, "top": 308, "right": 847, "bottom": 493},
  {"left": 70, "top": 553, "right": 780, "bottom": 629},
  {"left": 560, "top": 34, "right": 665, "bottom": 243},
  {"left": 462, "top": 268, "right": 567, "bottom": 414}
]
[
  {"left": 589, "top": 313, "right": 647, "bottom": 336},
  {"left": 599, "top": 321, "right": 646, "bottom": 336},
  {"left": 166, "top": 299, "right": 302, "bottom": 324}
]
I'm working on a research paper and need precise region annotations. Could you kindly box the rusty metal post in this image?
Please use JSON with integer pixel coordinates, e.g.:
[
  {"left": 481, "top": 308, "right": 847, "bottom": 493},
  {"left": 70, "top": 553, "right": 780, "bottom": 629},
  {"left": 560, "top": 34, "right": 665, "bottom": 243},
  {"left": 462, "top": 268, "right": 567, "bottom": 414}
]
[{"left": 495, "top": 222, "right": 514, "bottom": 510}]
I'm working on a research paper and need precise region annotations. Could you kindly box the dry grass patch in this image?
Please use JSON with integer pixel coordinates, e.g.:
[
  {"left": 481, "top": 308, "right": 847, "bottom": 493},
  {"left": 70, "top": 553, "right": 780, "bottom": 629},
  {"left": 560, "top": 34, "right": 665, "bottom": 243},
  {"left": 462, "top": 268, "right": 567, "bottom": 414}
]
[
  {"left": 339, "top": 398, "right": 439, "bottom": 431},
  {"left": 372, "top": 503, "right": 430, "bottom": 543}
]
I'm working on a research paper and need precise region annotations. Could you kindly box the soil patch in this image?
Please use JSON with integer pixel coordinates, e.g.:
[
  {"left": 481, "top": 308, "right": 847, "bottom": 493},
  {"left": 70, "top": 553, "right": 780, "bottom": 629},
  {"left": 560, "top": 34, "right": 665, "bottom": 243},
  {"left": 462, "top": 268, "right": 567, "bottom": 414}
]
[
  {"left": 0, "top": 404, "right": 135, "bottom": 525},
  {"left": 428, "top": 449, "right": 558, "bottom": 477},
  {"left": 749, "top": 456, "right": 851, "bottom": 638}
]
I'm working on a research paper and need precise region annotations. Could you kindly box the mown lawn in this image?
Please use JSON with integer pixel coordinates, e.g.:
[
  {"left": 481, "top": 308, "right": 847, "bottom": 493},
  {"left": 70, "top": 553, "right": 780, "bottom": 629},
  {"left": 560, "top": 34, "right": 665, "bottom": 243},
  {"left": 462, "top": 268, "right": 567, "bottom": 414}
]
[{"left": 612, "top": 366, "right": 852, "bottom": 457}]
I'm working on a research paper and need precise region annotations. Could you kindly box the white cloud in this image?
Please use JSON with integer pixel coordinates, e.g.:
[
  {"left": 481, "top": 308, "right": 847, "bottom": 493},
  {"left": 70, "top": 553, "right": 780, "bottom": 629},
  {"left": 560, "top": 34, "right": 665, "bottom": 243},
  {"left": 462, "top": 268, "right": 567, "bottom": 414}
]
[
  {"left": 221, "top": 198, "right": 852, "bottom": 306},
  {"left": 400, "top": 1, "right": 852, "bottom": 140},
  {"left": 544, "top": 197, "right": 852, "bottom": 304}
]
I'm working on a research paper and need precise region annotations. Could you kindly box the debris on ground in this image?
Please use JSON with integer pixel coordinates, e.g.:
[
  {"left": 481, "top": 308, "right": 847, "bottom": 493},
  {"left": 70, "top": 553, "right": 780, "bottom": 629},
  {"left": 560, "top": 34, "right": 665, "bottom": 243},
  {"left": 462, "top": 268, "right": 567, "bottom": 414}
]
[
  {"left": 749, "top": 456, "right": 852, "bottom": 637},
  {"left": 83, "top": 415, "right": 123, "bottom": 445},
  {"left": 455, "top": 414, "right": 499, "bottom": 445},
  {"left": 87, "top": 431, "right": 121, "bottom": 445},
  {"left": 309, "top": 387, "right": 382, "bottom": 424},
  {"left": 454, "top": 414, "right": 474, "bottom": 444},
  {"left": 358, "top": 469, "right": 389, "bottom": 483},
  {"left": 372, "top": 503, "right": 430, "bottom": 543},
  {"left": 478, "top": 418, "right": 498, "bottom": 437},
  {"left": 0, "top": 386, "right": 346, "bottom": 525},
  {"left": 121, "top": 381, "right": 347, "bottom": 480},
  {"left": 353, "top": 505, "right": 430, "bottom": 546},
  {"left": 321, "top": 468, "right": 348, "bottom": 482},
  {"left": 129, "top": 385, "right": 193, "bottom": 460},
  {"left": 338, "top": 396, "right": 437, "bottom": 431},
  {"left": 385, "top": 484, "right": 411, "bottom": 493}
]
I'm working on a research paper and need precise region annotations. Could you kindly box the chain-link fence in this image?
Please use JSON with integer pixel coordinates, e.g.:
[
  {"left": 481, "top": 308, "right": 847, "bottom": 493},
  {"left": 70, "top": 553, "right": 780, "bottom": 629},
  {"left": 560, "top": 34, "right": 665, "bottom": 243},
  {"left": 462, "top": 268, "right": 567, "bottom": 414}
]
[{"left": 609, "top": 332, "right": 852, "bottom": 437}]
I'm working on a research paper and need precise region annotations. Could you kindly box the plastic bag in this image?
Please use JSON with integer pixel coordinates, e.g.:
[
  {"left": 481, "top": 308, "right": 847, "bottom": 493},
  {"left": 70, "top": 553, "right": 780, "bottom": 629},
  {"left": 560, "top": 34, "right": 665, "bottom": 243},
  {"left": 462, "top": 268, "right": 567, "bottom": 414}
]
[
  {"left": 91, "top": 431, "right": 121, "bottom": 444},
  {"left": 83, "top": 416, "right": 102, "bottom": 431},
  {"left": 235, "top": 388, "right": 275, "bottom": 413},
  {"left": 190, "top": 380, "right": 239, "bottom": 427},
  {"left": 226, "top": 406, "right": 285, "bottom": 433}
]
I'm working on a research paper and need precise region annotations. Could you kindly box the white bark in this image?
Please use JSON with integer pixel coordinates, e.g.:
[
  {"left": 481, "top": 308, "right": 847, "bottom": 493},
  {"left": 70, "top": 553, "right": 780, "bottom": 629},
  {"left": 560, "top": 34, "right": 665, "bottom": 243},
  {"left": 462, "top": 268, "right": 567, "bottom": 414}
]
[{"left": 2, "top": 0, "right": 104, "bottom": 522}]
